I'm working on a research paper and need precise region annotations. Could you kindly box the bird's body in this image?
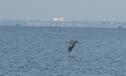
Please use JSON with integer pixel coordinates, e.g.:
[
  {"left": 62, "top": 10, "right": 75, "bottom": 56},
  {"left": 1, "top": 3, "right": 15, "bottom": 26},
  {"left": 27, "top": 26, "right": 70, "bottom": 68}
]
[{"left": 67, "top": 40, "right": 78, "bottom": 52}]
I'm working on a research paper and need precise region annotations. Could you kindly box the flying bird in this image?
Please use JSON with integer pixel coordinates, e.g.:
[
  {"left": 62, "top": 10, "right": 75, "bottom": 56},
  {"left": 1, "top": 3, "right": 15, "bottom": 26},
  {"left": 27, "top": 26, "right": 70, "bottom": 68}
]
[{"left": 66, "top": 40, "right": 79, "bottom": 52}]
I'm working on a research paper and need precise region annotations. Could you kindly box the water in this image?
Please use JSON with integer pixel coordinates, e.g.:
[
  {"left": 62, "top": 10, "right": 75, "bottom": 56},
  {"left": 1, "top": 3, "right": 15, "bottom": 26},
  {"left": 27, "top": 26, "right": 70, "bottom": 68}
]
[{"left": 0, "top": 26, "right": 126, "bottom": 76}]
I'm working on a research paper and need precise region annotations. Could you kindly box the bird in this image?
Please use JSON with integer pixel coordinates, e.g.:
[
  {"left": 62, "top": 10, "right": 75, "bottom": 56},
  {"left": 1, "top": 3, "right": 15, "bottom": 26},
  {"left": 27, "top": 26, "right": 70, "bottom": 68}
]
[{"left": 67, "top": 40, "right": 78, "bottom": 52}]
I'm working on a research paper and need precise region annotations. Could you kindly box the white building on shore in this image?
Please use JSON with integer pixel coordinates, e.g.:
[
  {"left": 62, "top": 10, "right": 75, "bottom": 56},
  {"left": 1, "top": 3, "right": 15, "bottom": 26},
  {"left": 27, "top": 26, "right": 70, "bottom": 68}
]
[{"left": 53, "top": 16, "right": 64, "bottom": 22}]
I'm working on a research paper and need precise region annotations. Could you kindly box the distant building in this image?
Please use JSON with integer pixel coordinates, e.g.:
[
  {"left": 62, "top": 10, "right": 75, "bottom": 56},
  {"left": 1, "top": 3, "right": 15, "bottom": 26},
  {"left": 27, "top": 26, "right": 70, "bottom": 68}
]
[{"left": 53, "top": 16, "right": 64, "bottom": 22}]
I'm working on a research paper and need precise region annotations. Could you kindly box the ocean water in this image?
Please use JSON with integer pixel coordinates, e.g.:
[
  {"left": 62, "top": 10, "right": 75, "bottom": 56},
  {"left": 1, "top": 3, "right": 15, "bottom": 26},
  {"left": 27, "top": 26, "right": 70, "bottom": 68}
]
[{"left": 0, "top": 26, "right": 126, "bottom": 76}]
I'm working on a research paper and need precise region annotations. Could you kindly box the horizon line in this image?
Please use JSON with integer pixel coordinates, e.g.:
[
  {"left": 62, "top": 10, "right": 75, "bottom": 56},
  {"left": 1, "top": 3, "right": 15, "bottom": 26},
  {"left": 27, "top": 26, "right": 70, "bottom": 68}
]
[{"left": 0, "top": 19, "right": 126, "bottom": 22}]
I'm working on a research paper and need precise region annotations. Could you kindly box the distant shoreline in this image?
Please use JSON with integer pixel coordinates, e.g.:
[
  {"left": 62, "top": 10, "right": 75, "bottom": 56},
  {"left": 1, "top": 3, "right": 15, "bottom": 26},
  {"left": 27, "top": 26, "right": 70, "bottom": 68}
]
[{"left": 0, "top": 20, "right": 125, "bottom": 28}]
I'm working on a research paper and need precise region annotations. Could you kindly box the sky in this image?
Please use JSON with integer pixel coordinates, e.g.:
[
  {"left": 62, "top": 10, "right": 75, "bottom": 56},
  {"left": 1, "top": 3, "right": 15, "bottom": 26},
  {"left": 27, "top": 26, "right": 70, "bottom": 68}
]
[{"left": 0, "top": 0, "right": 126, "bottom": 21}]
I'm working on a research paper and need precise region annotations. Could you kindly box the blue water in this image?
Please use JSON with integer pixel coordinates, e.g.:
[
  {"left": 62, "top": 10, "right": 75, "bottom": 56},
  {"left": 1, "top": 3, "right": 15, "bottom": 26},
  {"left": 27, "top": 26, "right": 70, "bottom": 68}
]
[{"left": 0, "top": 26, "right": 126, "bottom": 76}]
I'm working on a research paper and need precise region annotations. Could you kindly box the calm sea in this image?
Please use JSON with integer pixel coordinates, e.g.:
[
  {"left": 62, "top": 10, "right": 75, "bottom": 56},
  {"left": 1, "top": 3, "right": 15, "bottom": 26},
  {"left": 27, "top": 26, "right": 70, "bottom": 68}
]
[{"left": 0, "top": 26, "right": 126, "bottom": 76}]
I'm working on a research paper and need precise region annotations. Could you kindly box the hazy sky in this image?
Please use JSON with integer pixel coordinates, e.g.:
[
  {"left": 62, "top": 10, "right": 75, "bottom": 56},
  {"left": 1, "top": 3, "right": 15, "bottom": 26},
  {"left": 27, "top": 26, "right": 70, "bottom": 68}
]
[{"left": 0, "top": 0, "right": 126, "bottom": 21}]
